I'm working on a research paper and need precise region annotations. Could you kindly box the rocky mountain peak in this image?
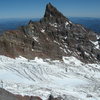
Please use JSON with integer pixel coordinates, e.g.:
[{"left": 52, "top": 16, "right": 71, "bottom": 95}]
[
  {"left": 0, "top": 3, "right": 99, "bottom": 63},
  {"left": 44, "top": 3, "right": 67, "bottom": 20}
]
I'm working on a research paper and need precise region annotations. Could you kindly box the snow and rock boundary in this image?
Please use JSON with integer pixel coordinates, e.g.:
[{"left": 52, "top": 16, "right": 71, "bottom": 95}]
[{"left": 0, "top": 55, "right": 100, "bottom": 100}]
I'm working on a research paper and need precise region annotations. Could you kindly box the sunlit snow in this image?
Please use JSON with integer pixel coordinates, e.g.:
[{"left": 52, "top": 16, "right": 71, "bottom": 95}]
[{"left": 0, "top": 55, "right": 100, "bottom": 100}]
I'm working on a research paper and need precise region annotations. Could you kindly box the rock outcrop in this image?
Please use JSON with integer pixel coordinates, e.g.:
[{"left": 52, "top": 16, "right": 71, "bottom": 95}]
[
  {"left": 0, "top": 88, "right": 78, "bottom": 100},
  {"left": 0, "top": 88, "right": 42, "bottom": 100},
  {"left": 0, "top": 3, "right": 99, "bottom": 63},
  {"left": 0, "top": 88, "right": 17, "bottom": 100},
  {"left": 48, "top": 95, "right": 63, "bottom": 100}
]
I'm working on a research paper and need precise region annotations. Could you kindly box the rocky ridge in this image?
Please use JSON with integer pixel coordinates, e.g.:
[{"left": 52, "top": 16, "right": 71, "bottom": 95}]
[
  {"left": 0, "top": 3, "right": 100, "bottom": 63},
  {"left": 0, "top": 88, "right": 42, "bottom": 100},
  {"left": 0, "top": 88, "right": 64, "bottom": 100}
]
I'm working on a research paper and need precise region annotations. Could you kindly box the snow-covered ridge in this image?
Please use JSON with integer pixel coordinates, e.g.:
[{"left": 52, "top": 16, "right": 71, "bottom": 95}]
[{"left": 0, "top": 55, "right": 100, "bottom": 100}]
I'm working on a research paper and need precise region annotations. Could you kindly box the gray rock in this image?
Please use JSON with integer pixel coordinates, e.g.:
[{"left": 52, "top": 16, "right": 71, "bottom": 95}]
[{"left": 0, "top": 3, "right": 99, "bottom": 63}]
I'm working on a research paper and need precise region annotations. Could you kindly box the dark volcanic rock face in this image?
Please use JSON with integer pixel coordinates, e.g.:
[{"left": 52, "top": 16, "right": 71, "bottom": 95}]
[
  {"left": 0, "top": 30, "right": 34, "bottom": 58},
  {"left": 48, "top": 95, "right": 63, "bottom": 100},
  {"left": 0, "top": 88, "right": 42, "bottom": 100},
  {"left": 0, "top": 3, "right": 100, "bottom": 63},
  {"left": 0, "top": 88, "right": 17, "bottom": 100}
]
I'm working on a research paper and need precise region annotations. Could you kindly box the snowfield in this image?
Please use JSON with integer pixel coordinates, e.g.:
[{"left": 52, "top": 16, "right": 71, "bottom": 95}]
[{"left": 0, "top": 55, "right": 100, "bottom": 100}]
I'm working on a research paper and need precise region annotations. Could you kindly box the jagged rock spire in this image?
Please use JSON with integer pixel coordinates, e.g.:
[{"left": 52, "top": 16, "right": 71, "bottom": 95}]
[
  {"left": 44, "top": 3, "right": 66, "bottom": 19},
  {"left": 0, "top": 3, "right": 99, "bottom": 63}
]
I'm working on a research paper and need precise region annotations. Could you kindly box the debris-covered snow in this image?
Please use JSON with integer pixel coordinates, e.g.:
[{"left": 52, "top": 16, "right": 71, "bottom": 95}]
[
  {"left": 60, "top": 47, "right": 68, "bottom": 54},
  {"left": 90, "top": 35, "right": 100, "bottom": 50},
  {"left": 33, "top": 36, "right": 38, "bottom": 42},
  {"left": 84, "top": 52, "right": 90, "bottom": 56},
  {"left": 41, "top": 29, "right": 45, "bottom": 33},
  {"left": 54, "top": 40, "right": 60, "bottom": 45},
  {"left": 49, "top": 23, "right": 58, "bottom": 28},
  {"left": 96, "top": 35, "right": 100, "bottom": 40},
  {"left": 65, "top": 21, "right": 69, "bottom": 26},
  {"left": 91, "top": 40, "right": 100, "bottom": 49},
  {"left": 65, "top": 21, "right": 69, "bottom": 28},
  {"left": 0, "top": 55, "right": 100, "bottom": 100},
  {"left": 64, "top": 36, "right": 67, "bottom": 39}
]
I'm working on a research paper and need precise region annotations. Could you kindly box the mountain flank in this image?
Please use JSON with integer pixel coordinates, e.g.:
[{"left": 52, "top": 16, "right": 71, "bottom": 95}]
[{"left": 0, "top": 3, "right": 100, "bottom": 63}]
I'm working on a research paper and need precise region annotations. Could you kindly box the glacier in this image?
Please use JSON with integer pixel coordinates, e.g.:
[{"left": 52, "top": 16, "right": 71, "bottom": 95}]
[{"left": 0, "top": 55, "right": 100, "bottom": 100}]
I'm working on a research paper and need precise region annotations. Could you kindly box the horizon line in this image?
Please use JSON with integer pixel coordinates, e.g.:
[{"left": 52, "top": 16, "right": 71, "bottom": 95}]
[{"left": 0, "top": 16, "right": 100, "bottom": 19}]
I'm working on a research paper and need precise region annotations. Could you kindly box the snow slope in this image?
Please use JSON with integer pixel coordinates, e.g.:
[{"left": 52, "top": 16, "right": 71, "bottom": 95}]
[{"left": 0, "top": 55, "right": 100, "bottom": 100}]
